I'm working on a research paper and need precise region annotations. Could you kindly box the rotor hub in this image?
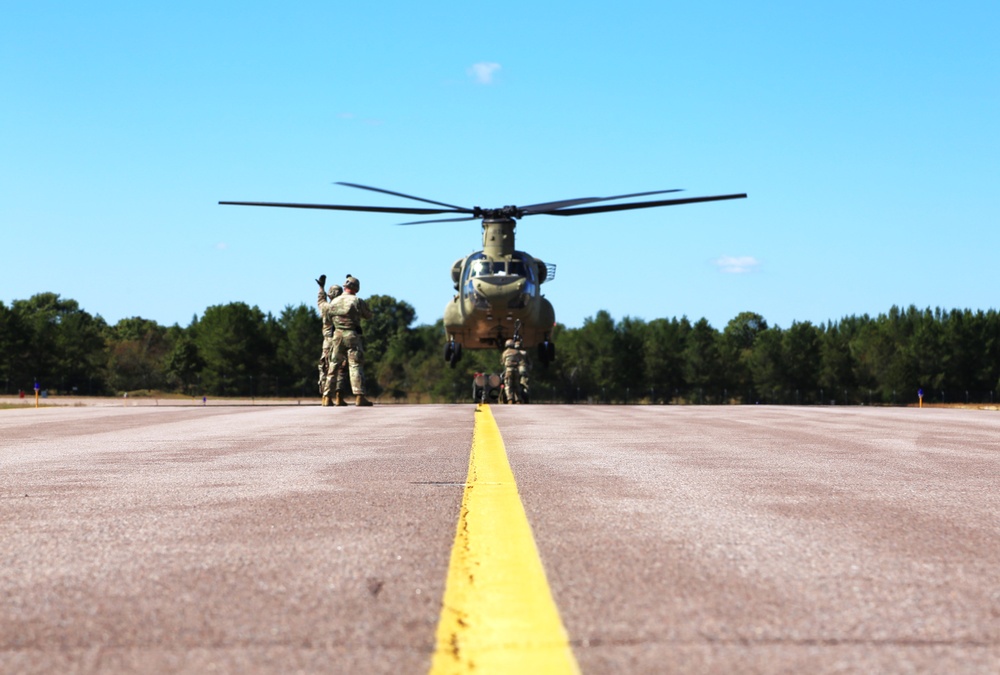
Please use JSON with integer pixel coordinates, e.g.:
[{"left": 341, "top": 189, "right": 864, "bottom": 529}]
[{"left": 473, "top": 205, "right": 524, "bottom": 220}]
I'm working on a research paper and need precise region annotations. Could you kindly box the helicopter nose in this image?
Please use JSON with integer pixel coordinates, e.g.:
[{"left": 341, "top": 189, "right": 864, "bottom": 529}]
[
  {"left": 474, "top": 277, "right": 525, "bottom": 302},
  {"left": 474, "top": 275, "right": 522, "bottom": 287}
]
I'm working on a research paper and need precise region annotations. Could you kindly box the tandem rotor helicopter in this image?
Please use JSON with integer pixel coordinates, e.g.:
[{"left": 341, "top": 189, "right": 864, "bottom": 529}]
[{"left": 220, "top": 182, "right": 746, "bottom": 367}]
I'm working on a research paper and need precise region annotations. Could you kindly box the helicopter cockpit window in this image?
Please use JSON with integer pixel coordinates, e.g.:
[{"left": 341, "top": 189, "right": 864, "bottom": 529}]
[
  {"left": 469, "top": 259, "right": 490, "bottom": 277},
  {"left": 469, "top": 261, "right": 518, "bottom": 276},
  {"left": 468, "top": 260, "right": 525, "bottom": 277},
  {"left": 462, "top": 254, "right": 485, "bottom": 302},
  {"left": 461, "top": 254, "right": 538, "bottom": 302},
  {"left": 512, "top": 258, "right": 536, "bottom": 298}
]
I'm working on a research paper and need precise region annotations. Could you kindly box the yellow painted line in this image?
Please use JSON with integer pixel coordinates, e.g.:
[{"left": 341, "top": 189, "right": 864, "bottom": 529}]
[{"left": 430, "top": 404, "right": 579, "bottom": 675}]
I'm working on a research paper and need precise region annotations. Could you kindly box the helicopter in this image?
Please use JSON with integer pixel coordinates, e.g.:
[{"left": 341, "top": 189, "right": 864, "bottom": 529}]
[{"left": 220, "top": 182, "right": 746, "bottom": 367}]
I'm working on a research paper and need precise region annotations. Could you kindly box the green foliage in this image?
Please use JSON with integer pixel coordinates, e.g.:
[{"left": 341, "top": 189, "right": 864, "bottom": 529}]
[
  {"left": 164, "top": 334, "right": 204, "bottom": 394},
  {"left": 642, "top": 317, "right": 691, "bottom": 402},
  {"left": 818, "top": 321, "right": 853, "bottom": 400},
  {"left": 782, "top": 321, "right": 821, "bottom": 401},
  {"left": 105, "top": 317, "right": 171, "bottom": 393},
  {"left": 571, "top": 310, "right": 618, "bottom": 398},
  {"left": 190, "top": 302, "right": 276, "bottom": 396},
  {"left": 720, "top": 312, "right": 768, "bottom": 399},
  {"left": 276, "top": 304, "right": 322, "bottom": 395},
  {"left": 684, "top": 318, "right": 722, "bottom": 402},
  {"left": 363, "top": 295, "right": 418, "bottom": 397},
  {"left": 0, "top": 301, "right": 32, "bottom": 393},
  {"left": 748, "top": 327, "right": 785, "bottom": 402},
  {"left": 4, "top": 292, "right": 999, "bottom": 404},
  {"left": 614, "top": 316, "right": 647, "bottom": 398},
  {"left": 9, "top": 293, "right": 108, "bottom": 394}
]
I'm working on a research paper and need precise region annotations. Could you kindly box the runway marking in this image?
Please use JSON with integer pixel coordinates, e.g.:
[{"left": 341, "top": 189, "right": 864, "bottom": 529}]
[{"left": 429, "top": 404, "right": 579, "bottom": 674}]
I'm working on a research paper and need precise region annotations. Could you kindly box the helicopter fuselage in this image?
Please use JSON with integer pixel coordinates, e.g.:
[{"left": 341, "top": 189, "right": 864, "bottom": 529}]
[{"left": 443, "top": 218, "right": 555, "bottom": 350}]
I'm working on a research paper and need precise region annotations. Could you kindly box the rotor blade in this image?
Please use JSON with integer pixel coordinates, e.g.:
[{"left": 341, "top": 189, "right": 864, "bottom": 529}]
[
  {"left": 219, "top": 201, "right": 465, "bottom": 216},
  {"left": 521, "top": 189, "right": 684, "bottom": 214},
  {"left": 335, "top": 182, "right": 471, "bottom": 212},
  {"left": 533, "top": 193, "right": 747, "bottom": 216},
  {"left": 396, "top": 216, "right": 480, "bottom": 226}
]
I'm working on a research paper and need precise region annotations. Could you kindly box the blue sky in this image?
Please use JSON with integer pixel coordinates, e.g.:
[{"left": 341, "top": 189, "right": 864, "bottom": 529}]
[{"left": 3, "top": 2, "right": 998, "bottom": 332}]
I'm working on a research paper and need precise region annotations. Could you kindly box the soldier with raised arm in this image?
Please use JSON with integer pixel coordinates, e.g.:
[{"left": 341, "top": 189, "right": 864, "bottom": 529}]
[
  {"left": 316, "top": 274, "right": 349, "bottom": 406},
  {"left": 326, "top": 274, "right": 374, "bottom": 407}
]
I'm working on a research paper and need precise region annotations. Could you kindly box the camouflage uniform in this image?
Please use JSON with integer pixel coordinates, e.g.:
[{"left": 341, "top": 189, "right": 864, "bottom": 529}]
[
  {"left": 501, "top": 340, "right": 523, "bottom": 403},
  {"left": 515, "top": 340, "right": 530, "bottom": 401},
  {"left": 317, "top": 285, "right": 347, "bottom": 399},
  {"left": 327, "top": 277, "right": 373, "bottom": 398}
]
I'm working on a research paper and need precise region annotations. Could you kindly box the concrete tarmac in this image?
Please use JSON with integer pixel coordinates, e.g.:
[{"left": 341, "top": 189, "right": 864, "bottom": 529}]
[{"left": 2, "top": 404, "right": 998, "bottom": 673}]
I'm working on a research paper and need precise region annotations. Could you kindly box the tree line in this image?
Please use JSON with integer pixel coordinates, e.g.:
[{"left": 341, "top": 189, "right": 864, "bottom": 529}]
[{"left": 2, "top": 293, "right": 998, "bottom": 404}]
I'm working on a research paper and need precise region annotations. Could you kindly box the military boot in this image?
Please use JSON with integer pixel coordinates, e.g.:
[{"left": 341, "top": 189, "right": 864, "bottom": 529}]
[
  {"left": 355, "top": 395, "right": 374, "bottom": 407},
  {"left": 321, "top": 396, "right": 332, "bottom": 407},
  {"left": 334, "top": 391, "right": 347, "bottom": 407}
]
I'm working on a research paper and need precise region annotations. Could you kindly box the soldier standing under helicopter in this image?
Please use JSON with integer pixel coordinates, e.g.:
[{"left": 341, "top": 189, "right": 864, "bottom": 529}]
[
  {"left": 316, "top": 275, "right": 349, "bottom": 406},
  {"left": 501, "top": 339, "right": 523, "bottom": 404},
  {"left": 515, "top": 338, "right": 530, "bottom": 403},
  {"left": 327, "top": 275, "right": 374, "bottom": 407}
]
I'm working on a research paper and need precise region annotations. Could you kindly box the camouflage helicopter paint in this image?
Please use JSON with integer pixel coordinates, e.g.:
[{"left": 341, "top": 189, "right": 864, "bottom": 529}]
[
  {"left": 221, "top": 183, "right": 746, "bottom": 367},
  {"left": 443, "top": 215, "right": 556, "bottom": 364}
]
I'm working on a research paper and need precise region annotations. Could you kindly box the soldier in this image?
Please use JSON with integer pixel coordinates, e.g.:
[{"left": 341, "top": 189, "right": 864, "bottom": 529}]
[
  {"left": 515, "top": 339, "right": 530, "bottom": 403},
  {"left": 327, "top": 274, "right": 374, "bottom": 407},
  {"left": 501, "top": 339, "right": 523, "bottom": 404},
  {"left": 316, "top": 275, "right": 348, "bottom": 406}
]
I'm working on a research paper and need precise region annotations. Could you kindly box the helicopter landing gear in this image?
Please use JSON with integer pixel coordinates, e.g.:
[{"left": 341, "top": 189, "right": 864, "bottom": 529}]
[
  {"left": 444, "top": 340, "right": 463, "bottom": 368},
  {"left": 538, "top": 339, "right": 555, "bottom": 367}
]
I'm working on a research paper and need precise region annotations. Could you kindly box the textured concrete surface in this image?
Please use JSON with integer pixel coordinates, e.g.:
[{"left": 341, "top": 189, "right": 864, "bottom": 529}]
[
  {"left": 2, "top": 404, "right": 999, "bottom": 673},
  {"left": 1, "top": 405, "right": 471, "bottom": 674},
  {"left": 496, "top": 405, "right": 1000, "bottom": 674}
]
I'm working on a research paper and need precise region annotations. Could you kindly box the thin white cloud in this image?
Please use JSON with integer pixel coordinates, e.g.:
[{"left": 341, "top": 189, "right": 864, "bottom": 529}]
[
  {"left": 215, "top": 242, "right": 229, "bottom": 251},
  {"left": 468, "top": 62, "right": 501, "bottom": 84},
  {"left": 715, "top": 255, "right": 760, "bottom": 274}
]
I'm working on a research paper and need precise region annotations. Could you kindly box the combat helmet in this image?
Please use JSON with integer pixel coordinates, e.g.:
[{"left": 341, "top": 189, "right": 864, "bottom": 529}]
[
  {"left": 344, "top": 275, "right": 360, "bottom": 292},
  {"left": 328, "top": 284, "right": 343, "bottom": 298},
  {"left": 505, "top": 339, "right": 515, "bottom": 348}
]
